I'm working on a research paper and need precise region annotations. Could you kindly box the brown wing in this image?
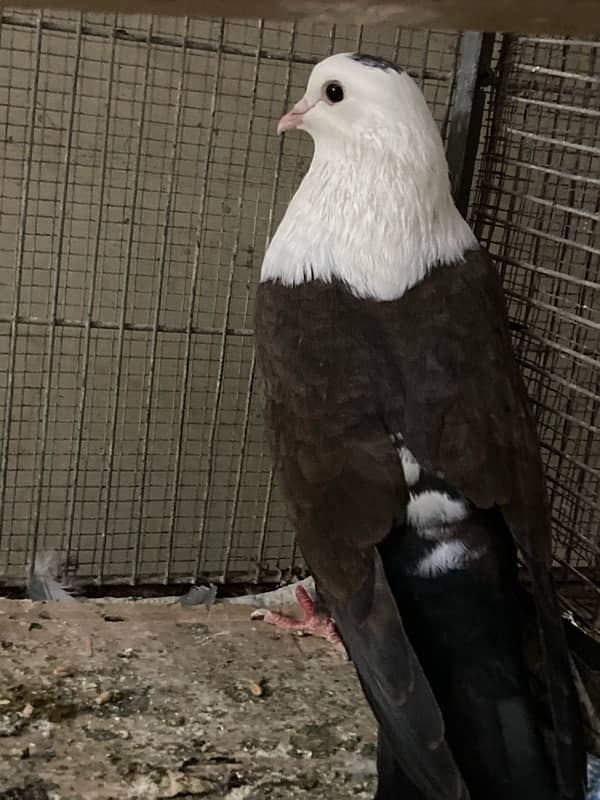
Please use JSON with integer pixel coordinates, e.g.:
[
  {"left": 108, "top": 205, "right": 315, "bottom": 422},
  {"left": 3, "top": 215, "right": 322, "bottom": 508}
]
[
  {"left": 255, "top": 280, "right": 469, "bottom": 800},
  {"left": 381, "top": 249, "right": 548, "bottom": 561},
  {"left": 380, "top": 249, "right": 586, "bottom": 800}
]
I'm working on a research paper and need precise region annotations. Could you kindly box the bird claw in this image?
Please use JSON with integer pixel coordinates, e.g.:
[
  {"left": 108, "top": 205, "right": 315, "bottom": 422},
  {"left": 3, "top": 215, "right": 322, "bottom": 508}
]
[{"left": 263, "top": 585, "right": 347, "bottom": 656}]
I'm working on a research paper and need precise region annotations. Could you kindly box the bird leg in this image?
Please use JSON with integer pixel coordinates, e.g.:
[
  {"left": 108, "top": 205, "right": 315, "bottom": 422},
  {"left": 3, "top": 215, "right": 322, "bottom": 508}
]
[{"left": 263, "top": 585, "right": 345, "bottom": 651}]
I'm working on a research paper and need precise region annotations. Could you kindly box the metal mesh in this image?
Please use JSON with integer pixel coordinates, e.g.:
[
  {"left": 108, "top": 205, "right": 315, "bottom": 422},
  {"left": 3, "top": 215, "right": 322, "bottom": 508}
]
[
  {"left": 0, "top": 10, "right": 463, "bottom": 586},
  {"left": 473, "top": 34, "right": 600, "bottom": 632}
]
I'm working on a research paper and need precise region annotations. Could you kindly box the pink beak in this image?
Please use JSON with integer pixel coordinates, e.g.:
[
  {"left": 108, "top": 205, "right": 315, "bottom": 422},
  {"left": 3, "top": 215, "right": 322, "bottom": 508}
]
[{"left": 277, "top": 97, "right": 310, "bottom": 135}]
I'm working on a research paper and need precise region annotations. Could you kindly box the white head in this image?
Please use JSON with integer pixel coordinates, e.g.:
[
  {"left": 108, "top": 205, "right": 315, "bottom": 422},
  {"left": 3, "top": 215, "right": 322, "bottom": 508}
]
[{"left": 261, "top": 53, "right": 478, "bottom": 300}]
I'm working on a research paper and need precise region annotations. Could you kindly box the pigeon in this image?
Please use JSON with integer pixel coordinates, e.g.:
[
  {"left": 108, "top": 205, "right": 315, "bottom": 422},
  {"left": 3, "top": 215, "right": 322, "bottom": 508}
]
[{"left": 254, "top": 52, "right": 586, "bottom": 800}]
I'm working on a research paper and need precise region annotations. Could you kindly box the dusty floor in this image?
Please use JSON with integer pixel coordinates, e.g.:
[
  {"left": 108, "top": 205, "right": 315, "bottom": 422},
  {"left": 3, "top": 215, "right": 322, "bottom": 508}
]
[{"left": 0, "top": 598, "right": 377, "bottom": 800}]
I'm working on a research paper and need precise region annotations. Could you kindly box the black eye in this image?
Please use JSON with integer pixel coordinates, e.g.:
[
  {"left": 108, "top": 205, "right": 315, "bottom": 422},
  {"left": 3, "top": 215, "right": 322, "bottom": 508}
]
[{"left": 325, "top": 82, "right": 344, "bottom": 103}]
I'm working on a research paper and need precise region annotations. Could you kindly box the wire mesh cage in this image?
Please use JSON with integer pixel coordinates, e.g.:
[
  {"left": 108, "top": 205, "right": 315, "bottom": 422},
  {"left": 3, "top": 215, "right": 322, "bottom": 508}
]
[
  {"left": 0, "top": 10, "right": 466, "bottom": 587},
  {"left": 474, "top": 34, "right": 600, "bottom": 632},
  {"left": 0, "top": 12, "right": 598, "bottom": 630}
]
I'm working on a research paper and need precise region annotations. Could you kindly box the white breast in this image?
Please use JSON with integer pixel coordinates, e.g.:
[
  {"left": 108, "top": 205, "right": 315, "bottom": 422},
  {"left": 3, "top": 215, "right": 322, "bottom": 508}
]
[{"left": 260, "top": 150, "right": 478, "bottom": 302}]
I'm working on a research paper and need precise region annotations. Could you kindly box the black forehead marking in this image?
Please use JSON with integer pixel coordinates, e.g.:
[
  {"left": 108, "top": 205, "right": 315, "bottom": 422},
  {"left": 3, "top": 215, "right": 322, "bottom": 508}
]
[{"left": 349, "top": 53, "right": 404, "bottom": 73}]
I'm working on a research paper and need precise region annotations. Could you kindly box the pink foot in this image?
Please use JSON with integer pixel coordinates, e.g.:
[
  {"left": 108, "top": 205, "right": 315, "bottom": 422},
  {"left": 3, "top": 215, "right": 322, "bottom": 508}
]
[{"left": 264, "top": 586, "right": 344, "bottom": 649}]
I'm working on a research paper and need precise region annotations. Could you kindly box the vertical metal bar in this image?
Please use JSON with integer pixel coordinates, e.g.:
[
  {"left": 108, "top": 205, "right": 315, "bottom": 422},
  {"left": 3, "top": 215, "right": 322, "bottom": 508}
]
[
  {"left": 288, "top": 514, "right": 300, "bottom": 577},
  {"left": 472, "top": 35, "right": 520, "bottom": 264},
  {"left": 220, "top": 353, "right": 256, "bottom": 580},
  {"left": 28, "top": 14, "right": 84, "bottom": 574},
  {"left": 446, "top": 31, "right": 496, "bottom": 218},
  {"left": 61, "top": 20, "right": 118, "bottom": 563},
  {"left": 164, "top": 19, "right": 225, "bottom": 583},
  {"left": 0, "top": 15, "right": 10, "bottom": 148},
  {"left": 440, "top": 34, "right": 465, "bottom": 143},
  {"left": 327, "top": 24, "right": 337, "bottom": 55},
  {"left": 97, "top": 16, "right": 153, "bottom": 583},
  {"left": 131, "top": 17, "right": 189, "bottom": 584},
  {"left": 418, "top": 30, "right": 431, "bottom": 88},
  {"left": 354, "top": 25, "right": 364, "bottom": 52},
  {"left": 253, "top": 23, "right": 298, "bottom": 583},
  {"left": 391, "top": 27, "right": 402, "bottom": 64},
  {"left": 193, "top": 20, "right": 265, "bottom": 581},
  {"left": 256, "top": 465, "right": 276, "bottom": 580},
  {"left": 0, "top": 13, "right": 43, "bottom": 557},
  {"left": 220, "top": 188, "right": 263, "bottom": 577}
]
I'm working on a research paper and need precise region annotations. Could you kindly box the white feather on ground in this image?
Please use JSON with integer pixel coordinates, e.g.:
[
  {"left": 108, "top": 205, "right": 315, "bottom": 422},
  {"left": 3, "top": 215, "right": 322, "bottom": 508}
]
[
  {"left": 179, "top": 584, "right": 218, "bottom": 606},
  {"left": 27, "top": 551, "right": 76, "bottom": 602}
]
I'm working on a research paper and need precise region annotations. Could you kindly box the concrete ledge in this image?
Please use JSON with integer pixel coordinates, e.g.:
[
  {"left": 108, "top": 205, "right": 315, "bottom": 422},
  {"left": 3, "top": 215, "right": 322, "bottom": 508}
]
[{"left": 10, "top": 0, "right": 600, "bottom": 36}]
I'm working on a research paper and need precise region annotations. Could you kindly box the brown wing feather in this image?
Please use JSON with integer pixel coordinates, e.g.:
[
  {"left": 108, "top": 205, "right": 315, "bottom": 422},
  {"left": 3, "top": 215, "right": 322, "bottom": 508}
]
[
  {"left": 378, "top": 249, "right": 585, "bottom": 800},
  {"left": 256, "top": 280, "right": 469, "bottom": 799},
  {"left": 383, "top": 249, "right": 549, "bottom": 561}
]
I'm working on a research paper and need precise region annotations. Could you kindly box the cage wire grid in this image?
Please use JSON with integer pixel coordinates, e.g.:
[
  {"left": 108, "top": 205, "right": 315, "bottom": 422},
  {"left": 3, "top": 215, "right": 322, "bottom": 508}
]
[
  {"left": 0, "top": 14, "right": 598, "bottom": 627},
  {"left": 0, "top": 10, "right": 464, "bottom": 587},
  {"left": 473, "top": 34, "right": 600, "bottom": 631}
]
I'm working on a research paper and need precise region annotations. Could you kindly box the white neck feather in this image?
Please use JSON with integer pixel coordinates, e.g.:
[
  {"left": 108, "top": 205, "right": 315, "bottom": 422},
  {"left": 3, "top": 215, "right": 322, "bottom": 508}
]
[{"left": 261, "top": 134, "right": 478, "bottom": 301}]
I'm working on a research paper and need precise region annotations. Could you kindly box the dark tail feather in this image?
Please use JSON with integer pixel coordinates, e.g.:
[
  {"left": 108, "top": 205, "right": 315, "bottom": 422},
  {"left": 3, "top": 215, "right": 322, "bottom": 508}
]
[
  {"left": 330, "top": 550, "right": 469, "bottom": 800},
  {"left": 527, "top": 557, "right": 587, "bottom": 800},
  {"left": 375, "top": 727, "right": 426, "bottom": 800}
]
